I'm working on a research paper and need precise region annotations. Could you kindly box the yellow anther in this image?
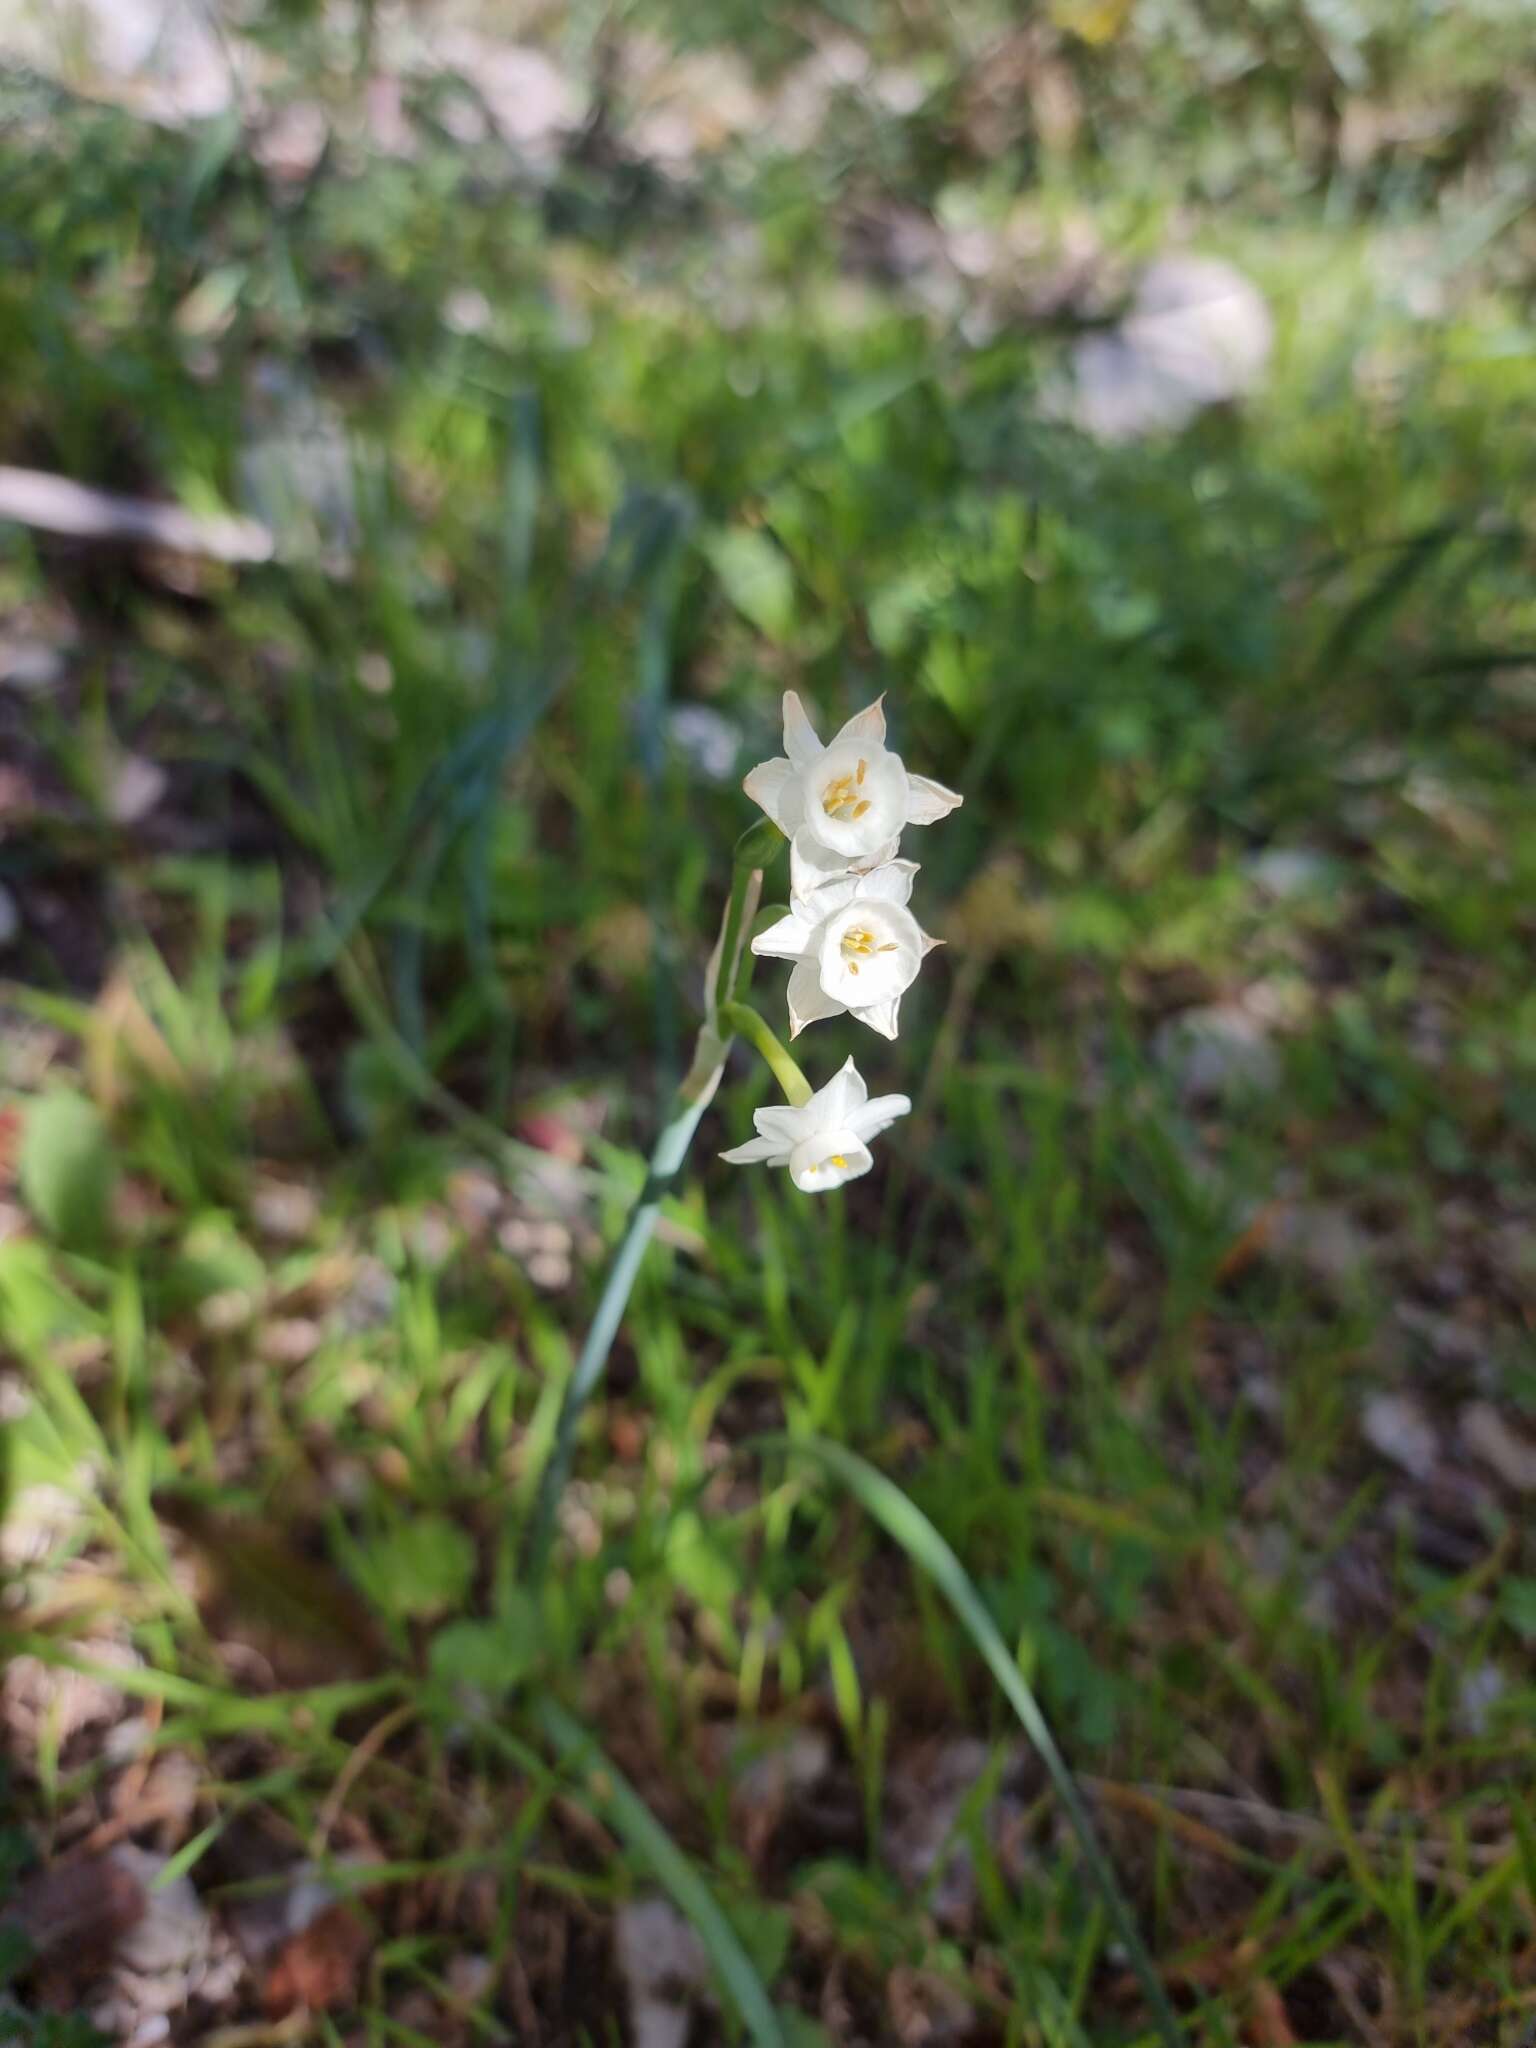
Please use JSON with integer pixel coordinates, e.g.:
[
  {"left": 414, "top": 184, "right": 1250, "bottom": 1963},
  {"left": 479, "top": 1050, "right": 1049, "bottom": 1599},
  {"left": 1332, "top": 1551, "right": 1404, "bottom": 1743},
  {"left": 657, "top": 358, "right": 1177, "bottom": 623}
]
[
  {"left": 821, "top": 771, "right": 862, "bottom": 820},
  {"left": 856, "top": 759, "right": 867, "bottom": 784},
  {"left": 829, "top": 1154, "right": 848, "bottom": 1169}
]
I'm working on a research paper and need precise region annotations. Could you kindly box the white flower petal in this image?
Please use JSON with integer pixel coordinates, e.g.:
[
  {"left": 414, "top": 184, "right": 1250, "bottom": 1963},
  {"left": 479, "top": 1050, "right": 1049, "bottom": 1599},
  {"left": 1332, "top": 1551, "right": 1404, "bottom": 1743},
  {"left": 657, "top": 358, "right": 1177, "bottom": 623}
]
[
  {"left": 789, "top": 1132, "right": 873, "bottom": 1192},
  {"left": 789, "top": 829, "right": 900, "bottom": 907},
  {"left": 753, "top": 1103, "right": 809, "bottom": 1146},
  {"left": 904, "top": 773, "right": 963, "bottom": 826},
  {"left": 788, "top": 871, "right": 860, "bottom": 928},
  {"left": 720, "top": 1135, "right": 788, "bottom": 1166},
  {"left": 742, "top": 756, "right": 799, "bottom": 830},
  {"left": 787, "top": 954, "right": 846, "bottom": 1038},
  {"left": 857, "top": 993, "right": 902, "bottom": 1039},
  {"left": 850, "top": 1091, "right": 911, "bottom": 1139},
  {"left": 781, "top": 691, "right": 823, "bottom": 769},
  {"left": 751, "top": 911, "right": 815, "bottom": 961},
  {"left": 817, "top": 1056, "right": 866, "bottom": 1128},
  {"left": 854, "top": 859, "right": 919, "bottom": 906},
  {"left": 832, "top": 695, "right": 886, "bottom": 747}
]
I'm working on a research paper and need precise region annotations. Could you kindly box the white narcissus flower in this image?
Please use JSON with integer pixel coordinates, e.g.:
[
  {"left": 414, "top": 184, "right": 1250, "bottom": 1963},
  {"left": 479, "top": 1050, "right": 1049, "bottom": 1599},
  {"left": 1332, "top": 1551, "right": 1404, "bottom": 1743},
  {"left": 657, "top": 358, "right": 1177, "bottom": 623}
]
[
  {"left": 752, "top": 860, "right": 939, "bottom": 1040},
  {"left": 720, "top": 1057, "right": 912, "bottom": 1191},
  {"left": 742, "top": 692, "right": 962, "bottom": 900}
]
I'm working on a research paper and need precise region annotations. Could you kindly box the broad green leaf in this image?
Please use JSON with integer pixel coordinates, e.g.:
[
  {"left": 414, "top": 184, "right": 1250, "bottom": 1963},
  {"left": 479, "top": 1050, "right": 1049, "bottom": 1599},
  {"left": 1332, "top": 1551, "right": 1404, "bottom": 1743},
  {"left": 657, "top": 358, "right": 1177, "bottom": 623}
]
[
  {"left": 19, "top": 1092, "right": 117, "bottom": 1250},
  {"left": 703, "top": 526, "right": 796, "bottom": 643},
  {"left": 370, "top": 1514, "right": 477, "bottom": 1620},
  {"left": 429, "top": 1592, "right": 540, "bottom": 1694}
]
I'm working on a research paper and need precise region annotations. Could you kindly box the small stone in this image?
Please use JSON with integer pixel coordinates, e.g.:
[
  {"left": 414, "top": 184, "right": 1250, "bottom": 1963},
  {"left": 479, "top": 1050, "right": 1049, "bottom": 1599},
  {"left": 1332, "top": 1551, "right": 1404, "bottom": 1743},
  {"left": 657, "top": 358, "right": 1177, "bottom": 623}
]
[
  {"left": 198, "top": 1287, "right": 256, "bottom": 1335},
  {"left": 409, "top": 1207, "right": 455, "bottom": 1267},
  {"left": 250, "top": 1179, "right": 319, "bottom": 1242},
  {"left": 498, "top": 1216, "right": 535, "bottom": 1256},
  {"left": 258, "top": 1316, "right": 322, "bottom": 1366},
  {"left": 1396, "top": 1304, "right": 1484, "bottom": 1370},
  {"left": 1155, "top": 1003, "right": 1280, "bottom": 1102},
  {"left": 0, "top": 1480, "right": 89, "bottom": 1569},
  {"left": 3, "top": 1639, "right": 141, "bottom": 1754},
  {"left": 0, "top": 638, "right": 67, "bottom": 691},
  {"left": 1244, "top": 847, "right": 1335, "bottom": 900},
  {"left": 614, "top": 1898, "right": 710, "bottom": 2048},
  {"left": 333, "top": 1256, "right": 396, "bottom": 1332},
  {"left": 1457, "top": 1663, "right": 1506, "bottom": 1736},
  {"left": 137, "top": 1750, "right": 203, "bottom": 1828},
  {"left": 103, "top": 1716, "right": 153, "bottom": 1764},
  {"left": 447, "top": 1168, "right": 502, "bottom": 1234},
  {"left": 446, "top": 1953, "right": 495, "bottom": 2004},
  {"left": 1362, "top": 1393, "right": 1439, "bottom": 1480},
  {"left": 1273, "top": 1203, "right": 1372, "bottom": 1287},
  {"left": 112, "top": 1852, "right": 210, "bottom": 1976},
  {"left": 88, "top": 1845, "right": 242, "bottom": 2043},
  {"left": 526, "top": 1249, "right": 572, "bottom": 1290},
  {"left": 1459, "top": 1402, "right": 1536, "bottom": 1493},
  {"left": 1065, "top": 254, "right": 1272, "bottom": 442},
  {"left": 103, "top": 753, "right": 167, "bottom": 826}
]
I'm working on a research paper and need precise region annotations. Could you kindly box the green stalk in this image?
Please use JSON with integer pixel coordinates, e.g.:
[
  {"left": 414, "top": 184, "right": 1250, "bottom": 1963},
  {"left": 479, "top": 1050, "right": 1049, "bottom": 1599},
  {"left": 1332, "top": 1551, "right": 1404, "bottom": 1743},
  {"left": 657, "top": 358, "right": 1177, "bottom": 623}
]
[
  {"left": 524, "top": 833, "right": 779, "bottom": 1577},
  {"left": 716, "top": 1002, "right": 812, "bottom": 1106}
]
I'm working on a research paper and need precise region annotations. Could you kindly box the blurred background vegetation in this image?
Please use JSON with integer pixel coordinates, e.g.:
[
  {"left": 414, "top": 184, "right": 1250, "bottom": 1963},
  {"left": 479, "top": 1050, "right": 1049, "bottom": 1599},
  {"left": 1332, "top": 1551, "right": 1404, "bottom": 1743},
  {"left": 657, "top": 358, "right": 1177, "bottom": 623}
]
[{"left": 1, "top": 1, "right": 1534, "bottom": 2041}]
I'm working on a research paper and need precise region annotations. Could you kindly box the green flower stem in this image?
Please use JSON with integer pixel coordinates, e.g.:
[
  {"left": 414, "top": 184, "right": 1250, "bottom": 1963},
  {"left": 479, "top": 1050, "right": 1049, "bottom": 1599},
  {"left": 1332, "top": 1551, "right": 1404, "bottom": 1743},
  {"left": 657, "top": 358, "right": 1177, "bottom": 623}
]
[
  {"left": 713, "top": 819, "right": 782, "bottom": 1012},
  {"left": 524, "top": 833, "right": 780, "bottom": 1579},
  {"left": 716, "top": 1001, "right": 813, "bottom": 1107},
  {"left": 523, "top": 1082, "right": 714, "bottom": 1579}
]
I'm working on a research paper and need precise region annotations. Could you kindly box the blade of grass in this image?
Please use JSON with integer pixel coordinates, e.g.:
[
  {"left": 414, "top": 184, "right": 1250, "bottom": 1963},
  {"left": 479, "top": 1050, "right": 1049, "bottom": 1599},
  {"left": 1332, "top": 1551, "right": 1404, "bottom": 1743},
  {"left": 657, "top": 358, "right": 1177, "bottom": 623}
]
[
  {"left": 771, "top": 1435, "right": 1184, "bottom": 2048},
  {"left": 533, "top": 1698, "right": 786, "bottom": 2048}
]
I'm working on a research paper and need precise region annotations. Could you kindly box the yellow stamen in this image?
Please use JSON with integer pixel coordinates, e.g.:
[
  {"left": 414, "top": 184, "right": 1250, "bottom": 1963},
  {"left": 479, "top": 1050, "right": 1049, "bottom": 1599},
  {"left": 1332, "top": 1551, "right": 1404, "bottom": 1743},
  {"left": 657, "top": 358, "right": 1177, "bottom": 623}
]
[
  {"left": 821, "top": 760, "right": 872, "bottom": 823},
  {"left": 829, "top": 1154, "right": 847, "bottom": 1169}
]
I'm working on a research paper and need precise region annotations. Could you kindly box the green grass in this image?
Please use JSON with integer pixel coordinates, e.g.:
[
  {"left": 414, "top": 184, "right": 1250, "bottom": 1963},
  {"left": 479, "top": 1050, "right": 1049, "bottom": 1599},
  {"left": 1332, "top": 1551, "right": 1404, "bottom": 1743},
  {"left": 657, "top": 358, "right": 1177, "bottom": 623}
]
[{"left": 2, "top": 4, "right": 1536, "bottom": 2042}]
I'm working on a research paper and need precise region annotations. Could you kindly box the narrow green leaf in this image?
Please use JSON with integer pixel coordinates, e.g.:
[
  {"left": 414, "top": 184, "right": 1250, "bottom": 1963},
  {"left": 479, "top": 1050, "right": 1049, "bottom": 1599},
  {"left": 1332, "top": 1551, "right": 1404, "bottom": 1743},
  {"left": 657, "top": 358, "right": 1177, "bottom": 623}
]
[
  {"left": 534, "top": 1699, "right": 785, "bottom": 2048},
  {"left": 775, "top": 1436, "right": 1184, "bottom": 2048}
]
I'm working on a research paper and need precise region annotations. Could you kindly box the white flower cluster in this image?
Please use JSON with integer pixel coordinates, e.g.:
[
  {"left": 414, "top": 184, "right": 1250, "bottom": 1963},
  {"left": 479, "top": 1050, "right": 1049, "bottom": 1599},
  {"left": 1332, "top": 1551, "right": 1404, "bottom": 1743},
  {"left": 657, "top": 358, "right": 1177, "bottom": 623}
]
[{"left": 723, "top": 692, "right": 962, "bottom": 1190}]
